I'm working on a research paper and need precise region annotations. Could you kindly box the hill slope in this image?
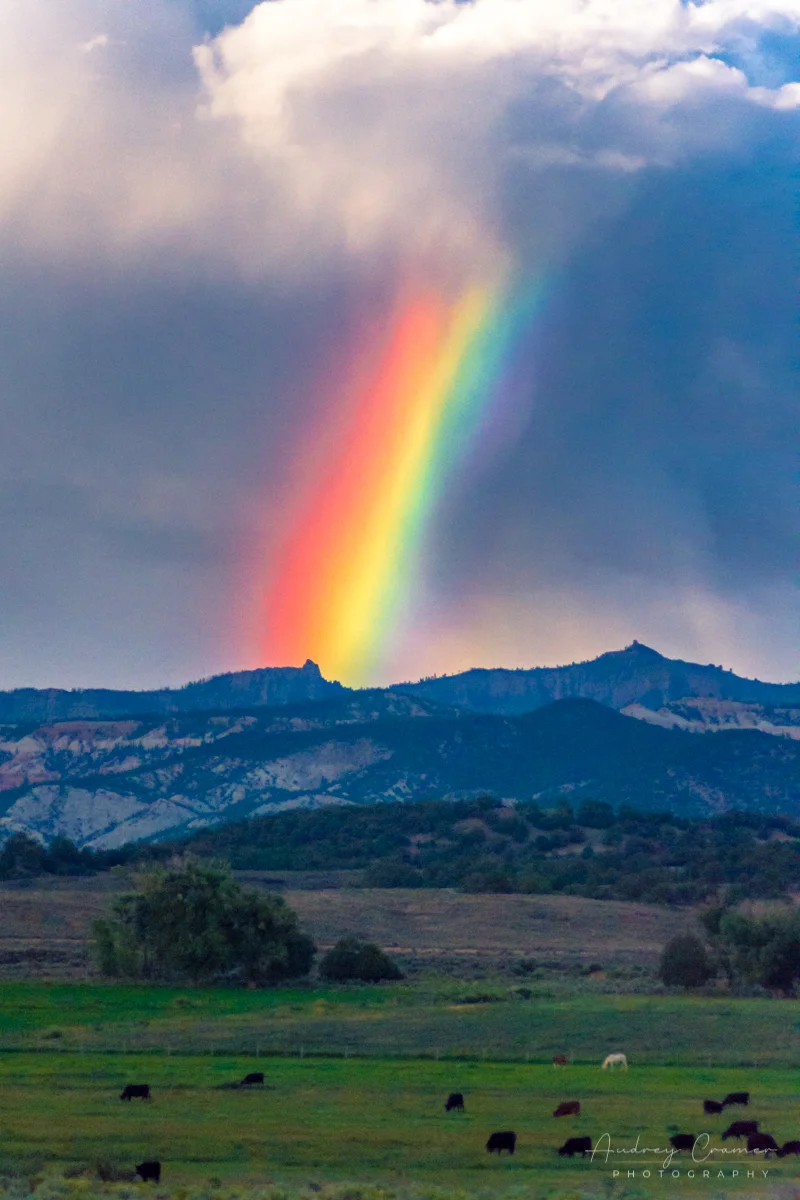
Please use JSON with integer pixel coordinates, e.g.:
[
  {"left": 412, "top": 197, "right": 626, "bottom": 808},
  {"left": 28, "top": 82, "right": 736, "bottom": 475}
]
[
  {"left": 397, "top": 641, "right": 800, "bottom": 715},
  {"left": 0, "top": 695, "right": 797, "bottom": 848}
]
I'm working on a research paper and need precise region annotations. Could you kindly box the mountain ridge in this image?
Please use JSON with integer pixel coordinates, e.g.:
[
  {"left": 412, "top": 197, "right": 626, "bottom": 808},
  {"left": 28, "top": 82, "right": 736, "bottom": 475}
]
[{"left": 1, "top": 642, "right": 797, "bottom": 724}]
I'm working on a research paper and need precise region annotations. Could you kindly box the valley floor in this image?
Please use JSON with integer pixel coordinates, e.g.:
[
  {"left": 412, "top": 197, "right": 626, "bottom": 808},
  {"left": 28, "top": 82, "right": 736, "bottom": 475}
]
[{"left": 0, "top": 882, "right": 797, "bottom": 1197}]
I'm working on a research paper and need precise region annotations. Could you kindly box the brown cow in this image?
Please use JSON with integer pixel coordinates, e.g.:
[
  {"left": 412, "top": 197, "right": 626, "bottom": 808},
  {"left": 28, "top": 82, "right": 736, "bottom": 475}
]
[
  {"left": 553, "top": 1101, "right": 580, "bottom": 1117},
  {"left": 552, "top": 1055, "right": 568, "bottom": 1067}
]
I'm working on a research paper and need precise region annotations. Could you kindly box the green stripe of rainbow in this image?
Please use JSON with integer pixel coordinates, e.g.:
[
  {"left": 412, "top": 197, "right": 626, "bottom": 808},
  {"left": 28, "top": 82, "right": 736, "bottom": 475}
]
[{"left": 261, "top": 279, "right": 542, "bottom": 685}]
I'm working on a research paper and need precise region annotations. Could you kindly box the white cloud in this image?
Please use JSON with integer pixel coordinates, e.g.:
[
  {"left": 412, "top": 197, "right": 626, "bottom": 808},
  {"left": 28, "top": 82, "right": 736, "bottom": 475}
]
[
  {"left": 79, "top": 33, "right": 109, "bottom": 53},
  {"left": 194, "top": 0, "right": 800, "bottom": 270},
  {"left": 0, "top": 0, "right": 796, "bottom": 276}
]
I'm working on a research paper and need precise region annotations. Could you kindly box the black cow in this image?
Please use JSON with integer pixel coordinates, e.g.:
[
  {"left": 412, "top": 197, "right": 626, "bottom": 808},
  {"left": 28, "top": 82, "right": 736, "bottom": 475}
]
[
  {"left": 554, "top": 1101, "right": 580, "bottom": 1117},
  {"left": 445, "top": 1093, "right": 464, "bottom": 1111},
  {"left": 777, "top": 1141, "right": 800, "bottom": 1158},
  {"left": 135, "top": 1162, "right": 161, "bottom": 1183},
  {"left": 747, "top": 1133, "right": 779, "bottom": 1157},
  {"left": 558, "top": 1137, "right": 592, "bottom": 1158},
  {"left": 486, "top": 1131, "right": 516, "bottom": 1155},
  {"left": 120, "top": 1085, "right": 151, "bottom": 1101},
  {"left": 722, "top": 1121, "right": 758, "bottom": 1140},
  {"left": 703, "top": 1100, "right": 724, "bottom": 1115},
  {"left": 722, "top": 1092, "right": 749, "bottom": 1107},
  {"left": 240, "top": 1072, "right": 264, "bottom": 1087},
  {"left": 670, "top": 1135, "right": 696, "bottom": 1152}
]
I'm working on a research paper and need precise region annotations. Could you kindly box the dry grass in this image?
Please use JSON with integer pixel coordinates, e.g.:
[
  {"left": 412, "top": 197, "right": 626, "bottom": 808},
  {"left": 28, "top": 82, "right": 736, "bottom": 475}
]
[
  {"left": 282, "top": 889, "right": 694, "bottom": 967},
  {"left": 0, "top": 876, "right": 695, "bottom": 980}
]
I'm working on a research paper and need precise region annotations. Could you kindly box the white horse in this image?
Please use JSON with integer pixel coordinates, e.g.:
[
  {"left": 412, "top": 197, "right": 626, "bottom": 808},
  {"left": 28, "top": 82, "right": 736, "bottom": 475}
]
[{"left": 601, "top": 1053, "right": 628, "bottom": 1071}]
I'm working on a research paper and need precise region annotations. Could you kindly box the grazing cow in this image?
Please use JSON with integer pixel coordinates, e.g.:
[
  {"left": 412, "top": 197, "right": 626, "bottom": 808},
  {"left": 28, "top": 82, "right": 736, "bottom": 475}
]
[
  {"left": 445, "top": 1093, "right": 465, "bottom": 1112},
  {"left": 486, "top": 1131, "right": 516, "bottom": 1155},
  {"left": 553, "top": 1101, "right": 581, "bottom": 1117},
  {"left": 240, "top": 1072, "right": 264, "bottom": 1087},
  {"left": 703, "top": 1100, "right": 724, "bottom": 1115},
  {"left": 747, "top": 1133, "right": 779, "bottom": 1157},
  {"left": 558, "top": 1137, "right": 592, "bottom": 1158},
  {"left": 120, "top": 1085, "right": 151, "bottom": 1102},
  {"left": 670, "top": 1135, "right": 696, "bottom": 1152},
  {"left": 601, "top": 1053, "right": 627, "bottom": 1071},
  {"left": 777, "top": 1141, "right": 800, "bottom": 1158},
  {"left": 722, "top": 1121, "right": 758, "bottom": 1140},
  {"left": 552, "top": 1055, "right": 568, "bottom": 1068},
  {"left": 722, "top": 1092, "right": 749, "bottom": 1107},
  {"left": 135, "top": 1162, "right": 161, "bottom": 1183}
]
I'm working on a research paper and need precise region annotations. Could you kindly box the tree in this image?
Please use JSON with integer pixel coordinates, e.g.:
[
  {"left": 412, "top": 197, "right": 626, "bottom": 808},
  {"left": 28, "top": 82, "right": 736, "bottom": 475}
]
[
  {"left": 92, "top": 858, "right": 315, "bottom": 985},
  {"left": 0, "top": 833, "right": 48, "bottom": 878},
  {"left": 658, "top": 934, "right": 713, "bottom": 988},
  {"left": 577, "top": 799, "right": 615, "bottom": 829},
  {"left": 319, "top": 937, "right": 403, "bottom": 982},
  {"left": 715, "top": 909, "right": 800, "bottom": 993}
]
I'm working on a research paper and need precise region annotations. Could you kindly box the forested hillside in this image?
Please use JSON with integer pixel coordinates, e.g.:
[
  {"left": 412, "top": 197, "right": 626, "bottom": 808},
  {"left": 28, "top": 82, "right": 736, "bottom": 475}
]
[
  {"left": 180, "top": 795, "right": 800, "bottom": 905},
  {"left": 3, "top": 796, "right": 797, "bottom": 907}
]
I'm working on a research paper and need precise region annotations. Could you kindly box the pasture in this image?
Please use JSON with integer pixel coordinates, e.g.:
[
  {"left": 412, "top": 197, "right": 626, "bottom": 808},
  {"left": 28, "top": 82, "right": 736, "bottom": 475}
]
[
  {"left": 0, "top": 981, "right": 798, "bottom": 1069},
  {"left": 0, "top": 887, "right": 797, "bottom": 1196},
  {"left": 0, "top": 981, "right": 797, "bottom": 1197},
  {"left": 0, "top": 1053, "right": 797, "bottom": 1195}
]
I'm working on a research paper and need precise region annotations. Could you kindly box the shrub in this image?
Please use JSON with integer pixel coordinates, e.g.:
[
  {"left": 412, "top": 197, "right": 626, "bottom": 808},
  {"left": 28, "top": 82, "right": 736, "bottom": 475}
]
[
  {"left": 318, "top": 938, "right": 403, "bottom": 982},
  {"left": 658, "top": 934, "right": 713, "bottom": 988}
]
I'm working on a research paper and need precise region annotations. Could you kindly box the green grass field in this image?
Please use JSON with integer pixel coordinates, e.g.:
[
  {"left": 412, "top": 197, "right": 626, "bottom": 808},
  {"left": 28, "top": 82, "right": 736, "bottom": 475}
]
[
  {"left": 0, "top": 982, "right": 798, "bottom": 1198},
  {"left": 0, "top": 982, "right": 798, "bottom": 1069},
  {"left": 0, "top": 1054, "right": 797, "bottom": 1196}
]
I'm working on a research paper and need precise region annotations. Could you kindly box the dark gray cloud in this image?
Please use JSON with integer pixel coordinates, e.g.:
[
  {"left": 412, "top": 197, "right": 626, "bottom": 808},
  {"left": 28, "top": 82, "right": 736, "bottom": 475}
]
[{"left": 0, "top": 0, "right": 797, "bottom": 688}]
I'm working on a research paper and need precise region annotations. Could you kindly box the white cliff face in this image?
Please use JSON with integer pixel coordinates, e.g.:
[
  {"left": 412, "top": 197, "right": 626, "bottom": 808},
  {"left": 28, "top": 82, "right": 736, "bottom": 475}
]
[
  {"left": 0, "top": 714, "right": 396, "bottom": 847},
  {"left": 0, "top": 687, "right": 796, "bottom": 848},
  {"left": 621, "top": 699, "right": 800, "bottom": 739}
]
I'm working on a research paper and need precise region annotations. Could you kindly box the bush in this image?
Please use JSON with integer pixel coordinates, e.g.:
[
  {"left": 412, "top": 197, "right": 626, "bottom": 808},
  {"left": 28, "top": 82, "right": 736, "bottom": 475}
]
[
  {"left": 92, "top": 858, "right": 315, "bottom": 985},
  {"left": 658, "top": 934, "right": 713, "bottom": 988},
  {"left": 318, "top": 938, "right": 403, "bottom": 982}
]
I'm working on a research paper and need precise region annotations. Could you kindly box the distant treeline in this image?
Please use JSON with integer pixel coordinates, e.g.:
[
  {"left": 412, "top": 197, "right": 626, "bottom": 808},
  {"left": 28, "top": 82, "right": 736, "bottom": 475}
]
[
  {"left": 183, "top": 795, "right": 799, "bottom": 905},
  {"left": 2, "top": 796, "right": 798, "bottom": 905}
]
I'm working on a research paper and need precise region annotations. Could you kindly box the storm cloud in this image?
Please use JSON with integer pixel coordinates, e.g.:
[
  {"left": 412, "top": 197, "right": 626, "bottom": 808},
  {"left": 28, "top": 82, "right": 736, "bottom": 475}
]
[{"left": 0, "top": 0, "right": 797, "bottom": 688}]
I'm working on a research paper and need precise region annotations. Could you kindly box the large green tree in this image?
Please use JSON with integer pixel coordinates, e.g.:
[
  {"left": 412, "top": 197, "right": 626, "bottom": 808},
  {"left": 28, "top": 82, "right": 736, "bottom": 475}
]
[
  {"left": 93, "top": 859, "right": 315, "bottom": 985},
  {"left": 701, "top": 904, "right": 800, "bottom": 993}
]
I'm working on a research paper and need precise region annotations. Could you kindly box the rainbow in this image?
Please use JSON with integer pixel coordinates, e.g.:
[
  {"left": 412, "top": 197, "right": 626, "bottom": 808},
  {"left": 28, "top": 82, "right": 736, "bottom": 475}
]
[{"left": 260, "top": 278, "right": 542, "bottom": 685}]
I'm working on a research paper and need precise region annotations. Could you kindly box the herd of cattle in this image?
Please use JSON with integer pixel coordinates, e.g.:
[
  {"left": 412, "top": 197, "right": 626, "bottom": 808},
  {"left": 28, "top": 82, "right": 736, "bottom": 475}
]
[
  {"left": 470, "top": 1085, "right": 800, "bottom": 1161},
  {"left": 116, "top": 1066, "right": 799, "bottom": 1182}
]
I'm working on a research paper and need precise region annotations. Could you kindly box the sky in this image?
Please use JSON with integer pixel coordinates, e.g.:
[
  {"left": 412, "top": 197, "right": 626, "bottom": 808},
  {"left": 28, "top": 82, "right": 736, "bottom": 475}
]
[{"left": 0, "top": 0, "right": 797, "bottom": 690}]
